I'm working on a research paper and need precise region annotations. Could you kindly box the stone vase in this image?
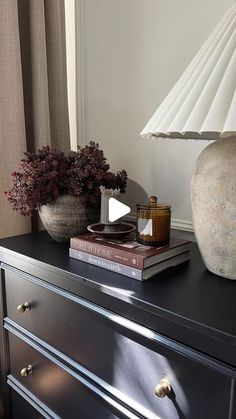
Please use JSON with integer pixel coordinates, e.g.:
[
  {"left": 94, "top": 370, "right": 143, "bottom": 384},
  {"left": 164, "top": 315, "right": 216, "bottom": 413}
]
[
  {"left": 191, "top": 138, "right": 236, "bottom": 279},
  {"left": 38, "top": 194, "right": 99, "bottom": 243}
]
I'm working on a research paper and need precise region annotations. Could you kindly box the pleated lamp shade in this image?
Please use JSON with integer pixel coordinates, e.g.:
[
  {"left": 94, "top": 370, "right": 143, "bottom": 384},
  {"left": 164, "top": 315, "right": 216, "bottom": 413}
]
[{"left": 141, "top": 5, "right": 236, "bottom": 141}]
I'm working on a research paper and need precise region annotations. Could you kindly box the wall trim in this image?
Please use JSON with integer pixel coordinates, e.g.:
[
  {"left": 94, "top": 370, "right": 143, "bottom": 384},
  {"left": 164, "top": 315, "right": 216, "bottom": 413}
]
[
  {"left": 75, "top": 0, "right": 86, "bottom": 146},
  {"left": 124, "top": 213, "right": 194, "bottom": 233},
  {"left": 171, "top": 218, "right": 194, "bottom": 232}
]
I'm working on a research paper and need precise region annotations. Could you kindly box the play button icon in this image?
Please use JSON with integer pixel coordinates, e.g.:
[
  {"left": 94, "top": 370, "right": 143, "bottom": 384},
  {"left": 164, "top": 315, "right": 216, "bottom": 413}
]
[{"left": 109, "top": 198, "right": 131, "bottom": 222}]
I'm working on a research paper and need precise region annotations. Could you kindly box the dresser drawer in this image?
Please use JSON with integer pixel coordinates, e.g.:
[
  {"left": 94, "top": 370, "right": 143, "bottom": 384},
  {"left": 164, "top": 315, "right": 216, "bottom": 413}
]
[
  {"left": 8, "top": 332, "right": 124, "bottom": 419},
  {"left": 5, "top": 269, "right": 231, "bottom": 419},
  {"left": 11, "top": 389, "right": 45, "bottom": 419}
]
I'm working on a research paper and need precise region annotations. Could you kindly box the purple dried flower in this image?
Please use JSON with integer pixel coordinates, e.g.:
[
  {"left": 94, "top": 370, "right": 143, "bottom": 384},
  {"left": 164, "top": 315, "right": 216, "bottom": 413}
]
[{"left": 5, "top": 142, "right": 128, "bottom": 215}]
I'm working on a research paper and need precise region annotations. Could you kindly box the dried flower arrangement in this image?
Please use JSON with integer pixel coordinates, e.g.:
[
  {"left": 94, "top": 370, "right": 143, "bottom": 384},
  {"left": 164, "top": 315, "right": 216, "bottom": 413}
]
[{"left": 5, "top": 142, "right": 128, "bottom": 216}]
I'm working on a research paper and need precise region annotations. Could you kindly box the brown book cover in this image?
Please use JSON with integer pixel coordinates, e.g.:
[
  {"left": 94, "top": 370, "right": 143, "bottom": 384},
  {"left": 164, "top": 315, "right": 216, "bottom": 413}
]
[{"left": 70, "top": 234, "right": 191, "bottom": 269}]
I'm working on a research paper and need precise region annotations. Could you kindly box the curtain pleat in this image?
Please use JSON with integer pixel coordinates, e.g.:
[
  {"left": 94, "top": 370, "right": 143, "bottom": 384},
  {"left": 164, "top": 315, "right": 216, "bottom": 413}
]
[
  {"left": 0, "top": 0, "right": 31, "bottom": 238},
  {"left": 0, "top": 0, "right": 70, "bottom": 238}
]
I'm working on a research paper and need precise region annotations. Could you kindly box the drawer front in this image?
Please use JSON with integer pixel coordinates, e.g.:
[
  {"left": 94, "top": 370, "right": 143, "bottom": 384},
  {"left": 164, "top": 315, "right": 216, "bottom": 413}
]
[
  {"left": 5, "top": 269, "right": 231, "bottom": 419},
  {"left": 8, "top": 332, "right": 123, "bottom": 419},
  {"left": 11, "top": 389, "right": 44, "bottom": 419}
]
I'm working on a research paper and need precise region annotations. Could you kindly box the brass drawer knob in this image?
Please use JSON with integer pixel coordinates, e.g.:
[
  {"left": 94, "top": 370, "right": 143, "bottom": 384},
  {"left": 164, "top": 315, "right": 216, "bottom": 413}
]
[
  {"left": 20, "top": 365, "right": 33, "bottom": 377},
  {"left": 17, "top": 302, "right": 31, "bottom": 313},
  {"left": 154, "top": 379, "right": 172, "bottom": 398}
]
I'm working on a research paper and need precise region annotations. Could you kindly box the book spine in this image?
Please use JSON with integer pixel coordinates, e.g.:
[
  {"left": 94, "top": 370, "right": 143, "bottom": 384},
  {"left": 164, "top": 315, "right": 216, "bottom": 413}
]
[
  {"left": 70, "top": 238, "right": 145, "bottom": 269},
  {"left": 69, "top": 248, "right": 143, "bottom": 281}
]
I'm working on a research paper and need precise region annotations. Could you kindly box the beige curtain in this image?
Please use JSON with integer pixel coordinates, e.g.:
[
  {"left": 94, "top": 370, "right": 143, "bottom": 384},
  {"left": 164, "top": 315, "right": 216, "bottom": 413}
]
[{"left": 0, "top": 0, "right": 70, "bottom": 239}]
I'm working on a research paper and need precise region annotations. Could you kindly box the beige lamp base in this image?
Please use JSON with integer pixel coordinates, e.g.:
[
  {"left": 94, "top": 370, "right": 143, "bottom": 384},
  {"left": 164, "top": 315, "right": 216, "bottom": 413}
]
[{"left": 191, "top": 137, "right": 236, "bottom": 279}]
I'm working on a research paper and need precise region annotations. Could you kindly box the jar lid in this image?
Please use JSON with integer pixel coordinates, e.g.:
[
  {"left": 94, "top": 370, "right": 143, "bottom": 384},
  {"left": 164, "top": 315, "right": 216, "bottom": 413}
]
[{"left": 137, "top": 196, "right": 171, "bottom": 210}]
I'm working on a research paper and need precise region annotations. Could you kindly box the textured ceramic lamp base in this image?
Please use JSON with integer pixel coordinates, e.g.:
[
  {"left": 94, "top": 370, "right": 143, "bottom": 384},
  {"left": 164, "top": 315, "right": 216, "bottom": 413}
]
[{"left": 191, "top": 138, "right": 236, "bottom": 279}]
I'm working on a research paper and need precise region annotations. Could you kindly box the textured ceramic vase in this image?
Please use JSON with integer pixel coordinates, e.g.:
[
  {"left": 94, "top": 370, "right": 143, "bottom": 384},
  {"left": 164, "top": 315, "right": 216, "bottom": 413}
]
[
  {"left": 191, "top": 138, "right": 236, "bottom": 279},
  {"left": 39, "top": 195, "right": 99, "bottom": 243}
]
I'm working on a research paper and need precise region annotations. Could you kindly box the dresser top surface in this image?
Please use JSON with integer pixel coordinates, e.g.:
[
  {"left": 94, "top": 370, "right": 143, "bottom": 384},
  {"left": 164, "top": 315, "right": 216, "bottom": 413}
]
[{"left": 0, "top": 231, "right": 236, "bottom": 352}]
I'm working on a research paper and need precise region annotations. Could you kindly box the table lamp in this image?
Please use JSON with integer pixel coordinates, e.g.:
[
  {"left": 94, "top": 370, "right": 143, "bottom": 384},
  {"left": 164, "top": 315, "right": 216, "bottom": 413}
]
[{"left": 141, "top": 5, "right": 236, "bottom": 279}]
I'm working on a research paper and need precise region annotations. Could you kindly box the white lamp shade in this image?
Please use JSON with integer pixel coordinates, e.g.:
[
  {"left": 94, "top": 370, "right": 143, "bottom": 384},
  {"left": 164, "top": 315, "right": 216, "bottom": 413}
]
[{"left": 141, "top": 5, "right": 236, "bottom": 140}]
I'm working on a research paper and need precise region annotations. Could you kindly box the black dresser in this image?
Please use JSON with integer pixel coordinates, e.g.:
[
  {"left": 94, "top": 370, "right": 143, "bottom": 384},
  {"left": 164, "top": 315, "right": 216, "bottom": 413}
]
[{"left": 0, "top": 231, "right": 236, "bottom": 419}]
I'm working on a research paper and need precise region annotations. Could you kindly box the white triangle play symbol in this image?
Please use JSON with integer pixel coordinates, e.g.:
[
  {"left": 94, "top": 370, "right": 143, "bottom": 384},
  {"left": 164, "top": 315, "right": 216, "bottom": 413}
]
[{"left": 108, "top": 198, "right": 131, "bottom": 222}]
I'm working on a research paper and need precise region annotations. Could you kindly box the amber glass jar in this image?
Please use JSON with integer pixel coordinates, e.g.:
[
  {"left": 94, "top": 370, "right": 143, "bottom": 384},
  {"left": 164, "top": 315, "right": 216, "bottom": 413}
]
[{"left": 137, "top": 196, "right": 171, "bottom": 246}]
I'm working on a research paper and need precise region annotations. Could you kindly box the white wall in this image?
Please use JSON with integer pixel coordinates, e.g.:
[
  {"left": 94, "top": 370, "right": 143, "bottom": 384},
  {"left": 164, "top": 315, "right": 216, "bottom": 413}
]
[
  {"left": 76, "top": 0, "right": 234, "bottom": 230},
  {"left": 65, "top": 0, "right": 77, "bottom": 150}
]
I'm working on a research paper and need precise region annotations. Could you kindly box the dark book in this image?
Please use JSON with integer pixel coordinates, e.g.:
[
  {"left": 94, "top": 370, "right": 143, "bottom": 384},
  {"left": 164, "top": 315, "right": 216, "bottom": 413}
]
[
  {"left": 70, "top": 234, "right": 191, "bottom": 269},
  {"left": 69, "top": 248, "right": 191, "bottom": 280}
]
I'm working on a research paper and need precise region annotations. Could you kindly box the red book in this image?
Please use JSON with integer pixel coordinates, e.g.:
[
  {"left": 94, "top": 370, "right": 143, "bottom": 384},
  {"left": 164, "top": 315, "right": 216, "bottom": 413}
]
[{"left": 70, "top": 234, "right": 191, "bottom": 270}]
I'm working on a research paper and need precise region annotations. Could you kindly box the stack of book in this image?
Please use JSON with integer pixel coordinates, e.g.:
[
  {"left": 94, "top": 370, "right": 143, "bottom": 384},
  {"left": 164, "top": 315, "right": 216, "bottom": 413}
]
[{"left": 69, "top": 234, "right": 191, "bottom": 281}]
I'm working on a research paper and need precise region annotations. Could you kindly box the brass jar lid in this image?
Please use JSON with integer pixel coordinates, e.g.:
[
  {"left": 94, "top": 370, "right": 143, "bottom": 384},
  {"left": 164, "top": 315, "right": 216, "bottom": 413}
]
[{"left": 137, "top": 196, "right": 171, "bottom": 211}]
